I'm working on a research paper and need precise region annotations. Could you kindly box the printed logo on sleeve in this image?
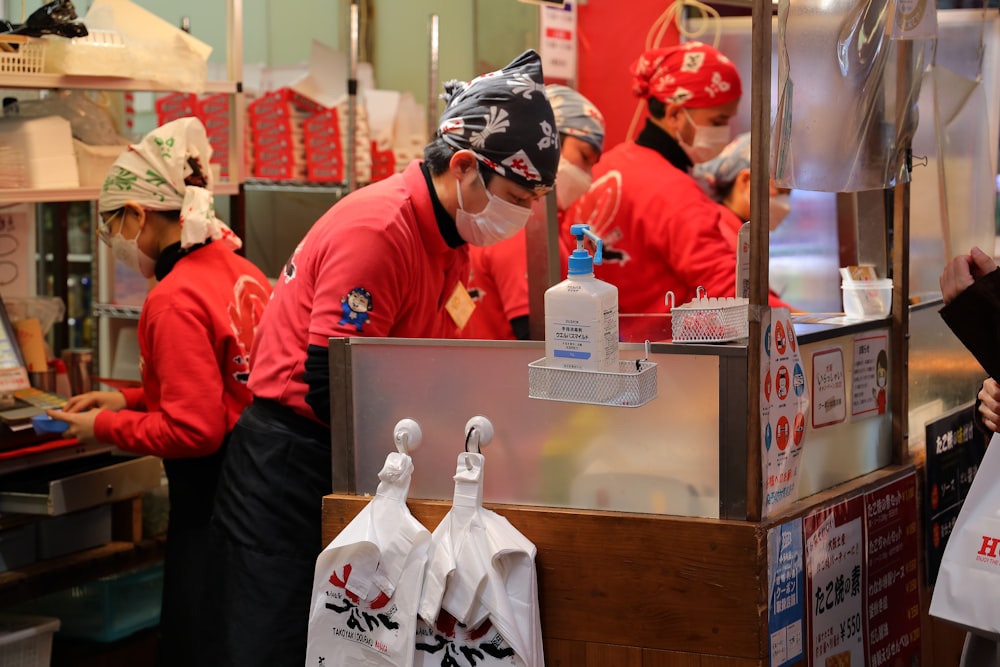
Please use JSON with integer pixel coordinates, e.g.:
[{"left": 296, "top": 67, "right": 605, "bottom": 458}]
[{"left": 340, "top": 287, "right": 373, "bottom": 332}]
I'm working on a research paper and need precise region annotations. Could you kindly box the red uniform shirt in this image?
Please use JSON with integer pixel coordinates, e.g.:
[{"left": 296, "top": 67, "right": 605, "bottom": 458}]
[
  {"left": 459, "top": 204, "right": 572, "bottom": 340},
  {"left": 93, "top": 241, "right": 272, "bottom": 458},
  {"left": 249, "top": 160, "right": 470, "bottom": 420},
  {"left": 566, "top": 140, "right": 741, "bottom": 313},
  {"left": 461, "top": 229, "right": 529, "bottom": 340}
]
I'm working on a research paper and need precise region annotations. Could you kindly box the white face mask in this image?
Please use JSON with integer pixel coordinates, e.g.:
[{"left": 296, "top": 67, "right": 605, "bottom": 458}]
[
  {"left": 769, "top": 194, "right": 792, "bottom": 231},
  {"left": 679, "top": 109, "right": 731, "bottom": 164},
  {"left": 455, "top": 170, "right": 532, "bottom": 247},
  {"left": 110, "top": 221, "right": 156, "bottom": 278},
  {"left": 555, "top": 158, "right": 593, "bottom": 211}
]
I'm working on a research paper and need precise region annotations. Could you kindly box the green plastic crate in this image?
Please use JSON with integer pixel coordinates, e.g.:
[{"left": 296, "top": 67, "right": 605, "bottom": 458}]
[{"left": 15, "top": 563, "right": 162, "bottom": 643}]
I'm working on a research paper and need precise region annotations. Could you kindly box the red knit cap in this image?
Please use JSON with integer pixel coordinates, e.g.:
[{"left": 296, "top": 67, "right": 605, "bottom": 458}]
[{"left": 630, "top": 41, "right": 742, "bottom": 109}]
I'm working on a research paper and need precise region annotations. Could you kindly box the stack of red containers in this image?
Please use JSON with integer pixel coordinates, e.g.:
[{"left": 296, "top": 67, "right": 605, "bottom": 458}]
[{"left": 155, "top": 92, "right": 234, "bottom": 182}]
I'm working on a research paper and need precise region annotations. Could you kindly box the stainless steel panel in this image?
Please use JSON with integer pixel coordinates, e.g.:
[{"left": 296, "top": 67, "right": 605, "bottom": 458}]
[{"left": 0, "top": 454, "right": 162, "bottom": 516}]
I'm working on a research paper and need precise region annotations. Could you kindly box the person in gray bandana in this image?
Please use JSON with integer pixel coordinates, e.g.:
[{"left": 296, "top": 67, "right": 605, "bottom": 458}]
[{"left": 205, "top": 50, "right": 560, "bottom": 667}]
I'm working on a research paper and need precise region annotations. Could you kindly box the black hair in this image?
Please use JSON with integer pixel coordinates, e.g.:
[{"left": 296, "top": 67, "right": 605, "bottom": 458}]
[
  {"left": 423, "top": 137, "right": 455, "bottom": 175},
  {"left": 647, "top": 97, "right": 667, "bottom": 120},
  {"left": 185, "top": 156, "right": 209, "bottom": 188},
  {"left": 715, "top": 179, "right": 738, "bottom": 203},
  {"left": 422, "top": 136, "right": 495, "bottom": 185}
]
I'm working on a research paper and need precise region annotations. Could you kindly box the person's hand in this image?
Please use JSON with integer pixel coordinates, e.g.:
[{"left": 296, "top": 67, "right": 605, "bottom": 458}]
[
  {"left": 47, "top": 408, "right": 100, "bottom": 443},
  {"left": 61, "top": 390, "right": 126, "bottom": 414},
  {"left": 979, "top": 378, "right": 1000, "bottom": 434},
  {"left": 940, "top": 246, "right": 998, "bottom": 304}
]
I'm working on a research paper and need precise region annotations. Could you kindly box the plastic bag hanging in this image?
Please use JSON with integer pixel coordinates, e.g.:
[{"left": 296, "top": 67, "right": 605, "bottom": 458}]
[
  {"left": 416, "top": 417, "right": 545, "bottom": 667},
  {"left": 306, "top": 419, "right": 431, "bottom": 667}
]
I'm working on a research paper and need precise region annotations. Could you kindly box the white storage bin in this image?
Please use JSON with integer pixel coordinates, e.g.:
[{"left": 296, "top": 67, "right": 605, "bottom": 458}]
[
  {"left": 73, "top": 140, "right": 124, "bottom": 188},
  {"left": 0, "top": 116, "right": 78, "bottom": 188},
  {"left": 0, "top": 615, "right": 59, "bottom": 667}
]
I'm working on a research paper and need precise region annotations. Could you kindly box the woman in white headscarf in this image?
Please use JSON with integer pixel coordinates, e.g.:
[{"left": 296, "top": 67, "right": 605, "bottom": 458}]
[{"left": 50, "top": 117, "right": 272, "bottom": 667}]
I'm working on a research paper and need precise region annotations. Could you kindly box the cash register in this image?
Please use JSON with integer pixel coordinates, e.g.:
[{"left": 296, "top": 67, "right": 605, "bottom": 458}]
[{"left": 0, "top": 296, "right": 68, "bottom": 449}]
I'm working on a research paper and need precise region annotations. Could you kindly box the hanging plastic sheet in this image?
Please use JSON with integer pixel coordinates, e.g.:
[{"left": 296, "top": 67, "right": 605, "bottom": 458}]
[
  {"left": 416, "top": 451, "right": 543, "bottom": 667},
  {"left": 909, "top": 61, "right": 998, "bottom": 297},
  {"left": 771, "top": 0, "right": 927, "bottom": 192},
  {"left": 306, "top": 444, "right": 431, "bottom": 667}
]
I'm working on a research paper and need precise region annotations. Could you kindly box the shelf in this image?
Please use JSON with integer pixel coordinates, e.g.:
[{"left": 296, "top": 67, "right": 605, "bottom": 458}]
[
  {"left": 0, "top": 440, "right": 114, "bottom": 477},
  {"left": 0, "top": 538, "right": 165, "bottom": 606},
  {"left": 244, "top": 179, "right": 350, "bottom": 195},
  {"left": 0, "top": 74, "right": 238, "bottom": 94},
  {"left": 0, "top": 181, "right": 239, "bottom": 205},
  {"left": 42, "top": 253, "right": 92, "bottom": 263},
  {"left": 93, "top": 304, "right": 142, "bottom": 320}
]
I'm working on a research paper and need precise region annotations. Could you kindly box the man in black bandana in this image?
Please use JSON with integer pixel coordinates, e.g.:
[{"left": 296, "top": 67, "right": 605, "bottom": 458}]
[{"left": 206, "top": 50, "right": 559, "bottom": 667}]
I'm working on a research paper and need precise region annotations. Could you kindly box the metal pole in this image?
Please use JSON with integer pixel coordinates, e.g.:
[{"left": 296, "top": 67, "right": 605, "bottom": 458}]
[
  {"left": 891, "top": 40, "right": 913, "bottom": 465},
  {"left": 347, "top": 1, "right": 359, "bottom": 191},
  {"left": 427, "top": 14, "right": 440, "bottom": 142}
]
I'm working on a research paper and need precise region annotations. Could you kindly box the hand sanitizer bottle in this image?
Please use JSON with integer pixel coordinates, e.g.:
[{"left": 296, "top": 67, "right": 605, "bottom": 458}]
[{"left": 545, "top": 224, "right": 619, "bottom": 371}]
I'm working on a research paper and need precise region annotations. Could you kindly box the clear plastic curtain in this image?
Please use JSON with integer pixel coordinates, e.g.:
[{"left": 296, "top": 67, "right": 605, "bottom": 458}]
[
  {"left": 771, "top": 0, "right": 927, "bottom": 192},
  {"left": 909, "top": 23, "right": 998, "bottom": 298}
]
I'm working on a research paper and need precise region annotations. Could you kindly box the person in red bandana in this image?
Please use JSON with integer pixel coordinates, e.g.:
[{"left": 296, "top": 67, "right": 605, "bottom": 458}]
[{"left": 566, "top": 41, "right": 791, "bottom": 313}]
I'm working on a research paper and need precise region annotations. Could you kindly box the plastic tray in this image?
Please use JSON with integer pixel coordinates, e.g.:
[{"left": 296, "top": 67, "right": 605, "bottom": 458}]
[
  {"left": 528, "top": 358, "right": 658, "bottom": 408},
  {"left": 0, "top": 35, "right": 45, "bottom": 75}
]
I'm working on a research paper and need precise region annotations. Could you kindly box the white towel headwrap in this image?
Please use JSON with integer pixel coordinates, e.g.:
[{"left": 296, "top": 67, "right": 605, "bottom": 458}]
[{"left": 98, "top": 117, "right": 241, "bottom": 250}]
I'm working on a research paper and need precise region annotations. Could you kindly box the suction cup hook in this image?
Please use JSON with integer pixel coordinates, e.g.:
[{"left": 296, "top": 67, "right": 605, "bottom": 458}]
[
  {"left": 664, "top": 291, "right": 675, "bottom": 311},
  {"left": 393, "top": 418, "right": 422, "bottom": 454},
  {"left": 464, "top": 415, "right": 494, "bottom": 455}
]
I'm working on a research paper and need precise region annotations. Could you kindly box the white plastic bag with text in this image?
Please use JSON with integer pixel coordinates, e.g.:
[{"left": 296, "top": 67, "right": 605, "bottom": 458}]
[{"left": 930, "top": 433, "right": 1000, "bottom": 640}]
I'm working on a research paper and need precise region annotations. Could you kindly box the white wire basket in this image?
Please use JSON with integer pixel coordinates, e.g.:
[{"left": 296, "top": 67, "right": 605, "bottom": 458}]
[
  {"left": 668, "top": 287, "right": 749, "bottom": 343},
  {"left": 528, "top": 358, "right": 658, "bottom": 408},
  {"left": 0, "top": 35, "right": 46, "bottom": 75}
]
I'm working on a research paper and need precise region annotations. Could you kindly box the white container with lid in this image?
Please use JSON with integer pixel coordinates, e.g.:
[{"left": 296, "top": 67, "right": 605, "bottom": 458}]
[{"left": 841, "top": 279, "right": 893, "bottom": 318}]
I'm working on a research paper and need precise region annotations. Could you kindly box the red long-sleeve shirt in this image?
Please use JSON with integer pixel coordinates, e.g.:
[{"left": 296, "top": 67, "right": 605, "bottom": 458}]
[{"left": 93, "top": 241, "right": 271, "bottom": 458}]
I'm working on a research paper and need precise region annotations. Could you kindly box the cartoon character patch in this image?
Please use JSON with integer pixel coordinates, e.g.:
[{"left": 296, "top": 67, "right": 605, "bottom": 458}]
[{"left": 340, "top": 287, "right": 373, "bottom": 332}]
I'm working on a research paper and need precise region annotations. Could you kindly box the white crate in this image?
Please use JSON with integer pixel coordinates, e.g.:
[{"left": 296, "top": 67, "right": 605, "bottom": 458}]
[
  {"left": 0, "top": 615, "right": 59, "bottom": 667},
  {"left": 668, "top": 288, "right": 749, "bottom": 343},
  {"left": 0, "top": 36, "right": 45, "bottom": 75}
]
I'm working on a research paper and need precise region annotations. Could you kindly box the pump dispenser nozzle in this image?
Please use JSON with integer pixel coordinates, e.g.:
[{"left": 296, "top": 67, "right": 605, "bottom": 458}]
[{"left": 568, "top": 224, "right": 603, "bottom": 276}]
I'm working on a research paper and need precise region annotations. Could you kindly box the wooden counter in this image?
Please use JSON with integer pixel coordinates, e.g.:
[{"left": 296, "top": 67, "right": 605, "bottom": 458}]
[{"left": 323, "top": 464, "right": 969, "bottom": 666}]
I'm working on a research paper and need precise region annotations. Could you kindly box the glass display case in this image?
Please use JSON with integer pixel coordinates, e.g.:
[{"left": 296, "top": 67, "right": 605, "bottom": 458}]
[{"left": 35, "top": 201, "right": 95, "bottom": 355}]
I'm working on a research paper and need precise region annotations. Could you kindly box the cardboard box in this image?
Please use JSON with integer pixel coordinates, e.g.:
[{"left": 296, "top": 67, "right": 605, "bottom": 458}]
[{"left": 74, "top": 140, "right": 124, "bottom": 188}]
